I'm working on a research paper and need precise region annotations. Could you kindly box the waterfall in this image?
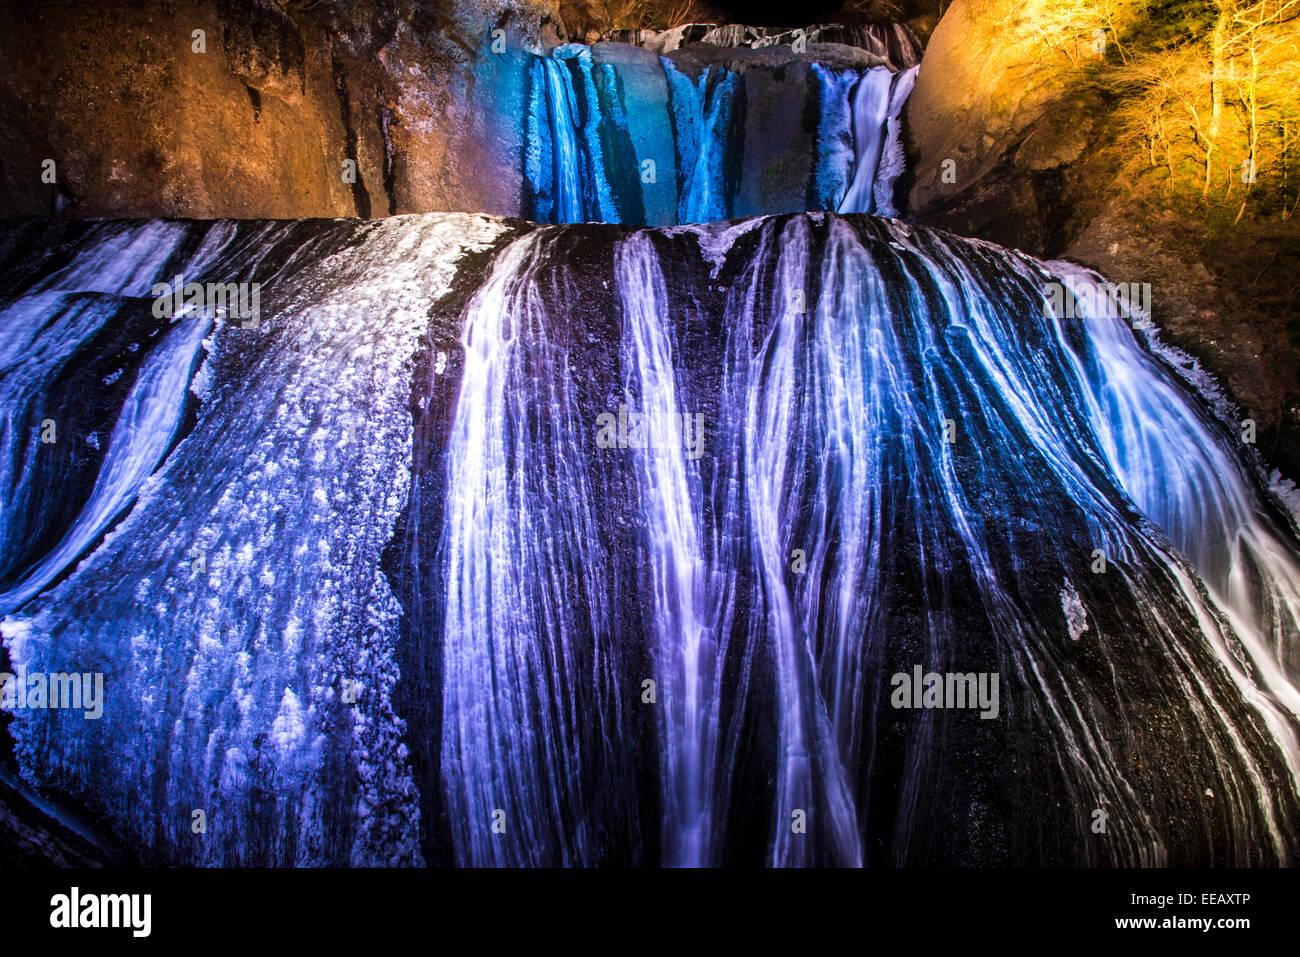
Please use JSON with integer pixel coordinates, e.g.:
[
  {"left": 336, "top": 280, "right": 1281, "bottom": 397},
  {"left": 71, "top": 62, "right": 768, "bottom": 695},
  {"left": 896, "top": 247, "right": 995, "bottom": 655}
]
[
  {"left": 837, "top": 66, "right": 919, "bottom": 216},
  {"left": 0, "top": 214, "right": 508, "bottom": 866},
  {"left": 525, "top": 46, "right": 621, "bottom": 224},
  {"left": 437, "top": 231, "right": 640, "bottom": 866},
  {"left": 524, "top": 37, "right": 920, "bottom": 225},
  {"left": 2, "top": 205, "right": 1299, "bottom": 866},
  {"left": 1052, "top": 264, "right": 1300, "bottom": 759},
  {"left": 411, "top": 213, "right": 1300, "bottom": 865},
  {"left": 538, "top": 56, "right": 585, "bottom": 223},
  {"left": 0, "top": 220, "right": 221, "bottom": 606},
  {"left": 736, "top": 219, "right": 864, "bottom": 865},
  {"left": 0, "top": 313, "right": 210, "bottom": 617},
  {"left": 662, "top": 62, "right": 743, "bottom": 225}
]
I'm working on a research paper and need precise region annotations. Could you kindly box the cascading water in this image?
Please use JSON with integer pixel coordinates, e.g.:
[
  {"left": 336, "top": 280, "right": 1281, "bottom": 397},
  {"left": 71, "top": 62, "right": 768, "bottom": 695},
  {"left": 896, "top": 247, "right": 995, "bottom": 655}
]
[
  {"left": 662, "top": 62, "right": 743, "bottom": 224},
  {"left": 435, "top": 231, "right": 642, "bottom": 866},
  {"left": 2, "top": 15, "right": 1298, "bottom": 871},
  {"left": 0, "top": 313, "right": 209, "bottom": 617},
  {"left": 838, "top": 67, "right": 919, "bottom": 215},
  {"left": 523, "top": 29, "right": 920, "bottom": 225},
  {"left": 0, "top": 214, "right": 509, "bottom": 865},
  {"left": 536, "top": 55, "right": 586, "bottom": 223},
  {"left": 406, "top": 213, "right": 1300, "bottom": 865},
  {"left": 1054, "top": 264, "right": 1300, "bottom": 760},
  {"left": 525, "top": 46, "right": 623, "bottom": 224},
  {"left": 0, "top": 208, "right": 1294, "bottom": 865}
]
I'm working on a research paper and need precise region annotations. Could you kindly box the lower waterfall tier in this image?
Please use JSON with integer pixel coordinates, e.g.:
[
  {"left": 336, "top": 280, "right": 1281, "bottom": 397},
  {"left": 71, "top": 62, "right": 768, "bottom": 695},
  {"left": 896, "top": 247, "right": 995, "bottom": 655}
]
[{"left": 0, "top": 212, "right": 1297, "bottom": 866}]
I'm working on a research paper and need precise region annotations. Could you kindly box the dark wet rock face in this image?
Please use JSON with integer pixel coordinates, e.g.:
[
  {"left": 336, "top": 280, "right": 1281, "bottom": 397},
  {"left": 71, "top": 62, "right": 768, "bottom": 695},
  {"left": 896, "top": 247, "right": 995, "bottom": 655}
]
[{"left": 0, "top": 772, "right": 127, "bottom": 867}]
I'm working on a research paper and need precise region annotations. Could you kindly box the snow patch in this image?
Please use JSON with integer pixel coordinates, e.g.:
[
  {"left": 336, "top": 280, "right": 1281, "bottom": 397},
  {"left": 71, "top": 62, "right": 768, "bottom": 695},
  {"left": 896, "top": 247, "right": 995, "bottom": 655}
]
[{"left": 1062, "top": 579, "right": 1089, "bottom": 642}]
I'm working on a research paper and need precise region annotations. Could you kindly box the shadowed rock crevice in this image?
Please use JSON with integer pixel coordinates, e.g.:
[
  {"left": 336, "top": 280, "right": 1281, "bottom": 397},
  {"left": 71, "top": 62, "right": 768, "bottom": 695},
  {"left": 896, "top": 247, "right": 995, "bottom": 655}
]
[{"left": 333, "top": 48, "right": 373, "bottom": 217}]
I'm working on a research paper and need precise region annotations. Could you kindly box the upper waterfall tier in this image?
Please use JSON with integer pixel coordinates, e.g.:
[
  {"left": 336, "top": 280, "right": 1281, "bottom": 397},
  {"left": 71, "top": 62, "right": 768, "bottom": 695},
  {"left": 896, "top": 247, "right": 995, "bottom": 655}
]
[
  {"left": 521, "top": 30, "right": 919, "bottom": 226},
  {"left": 0, "top": 7, "right": 925, "bottom": 223}
]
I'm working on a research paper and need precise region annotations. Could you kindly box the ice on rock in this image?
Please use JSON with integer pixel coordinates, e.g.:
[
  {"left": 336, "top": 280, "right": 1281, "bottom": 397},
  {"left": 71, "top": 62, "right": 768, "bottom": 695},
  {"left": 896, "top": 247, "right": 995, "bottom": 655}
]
[
  {"left": 1062, "top": 580, "right": 1090, "bottom": 642},
  {"left": 0, "top": 214, "right": 509, "bottom": 865}
]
